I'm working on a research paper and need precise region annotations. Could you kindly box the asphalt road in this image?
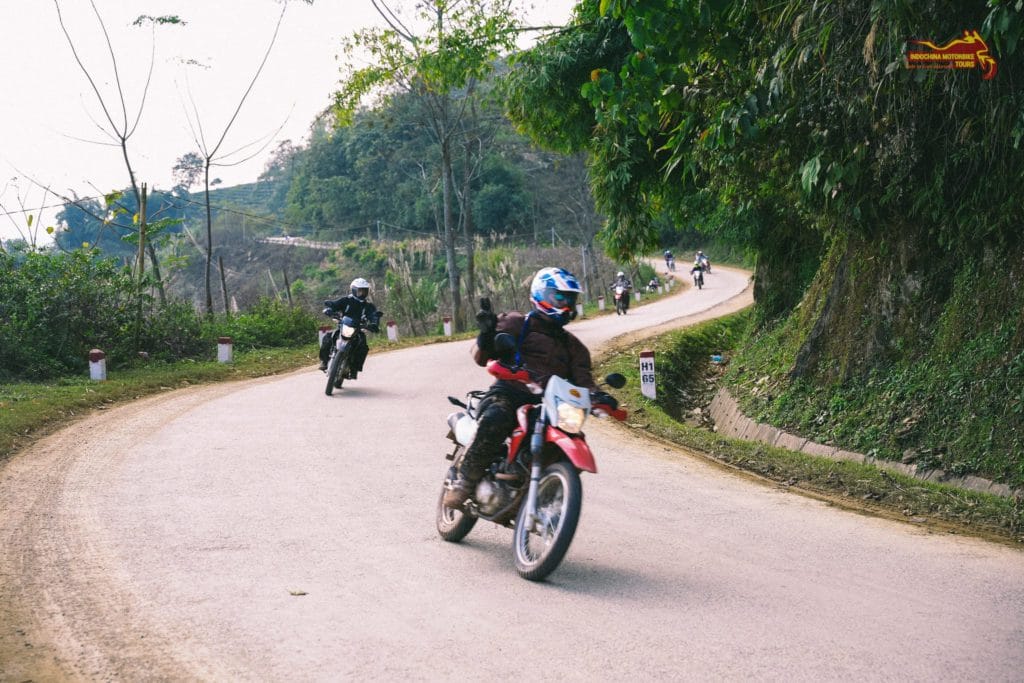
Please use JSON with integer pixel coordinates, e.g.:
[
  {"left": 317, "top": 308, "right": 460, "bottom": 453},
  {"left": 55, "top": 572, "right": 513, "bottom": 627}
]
[{"left": 2, "top": 266, "right": 1023, "bottom": 681}]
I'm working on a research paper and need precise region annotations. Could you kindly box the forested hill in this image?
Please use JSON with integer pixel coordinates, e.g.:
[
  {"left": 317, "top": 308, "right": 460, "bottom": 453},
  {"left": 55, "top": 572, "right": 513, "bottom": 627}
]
[{"left": 505, "top": 1, "right": 1024, "bottom": 489}]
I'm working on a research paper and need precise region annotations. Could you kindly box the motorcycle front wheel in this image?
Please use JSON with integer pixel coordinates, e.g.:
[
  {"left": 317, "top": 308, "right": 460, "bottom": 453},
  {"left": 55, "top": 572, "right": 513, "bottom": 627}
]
[
  {"left": 512, "top": 461, "right": 582, "bottom": 581},
  {"left": 325, "top": 349, "right": 348, "bottom": 395},
  {"left": 436, "top": 487, "right": 477, "bottom": 542}
]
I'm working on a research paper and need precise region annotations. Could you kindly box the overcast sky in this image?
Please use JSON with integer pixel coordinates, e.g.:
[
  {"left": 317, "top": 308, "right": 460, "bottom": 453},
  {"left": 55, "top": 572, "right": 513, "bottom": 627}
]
[{"left": 0, "top": 0, "right": 577, "bottom": 244}]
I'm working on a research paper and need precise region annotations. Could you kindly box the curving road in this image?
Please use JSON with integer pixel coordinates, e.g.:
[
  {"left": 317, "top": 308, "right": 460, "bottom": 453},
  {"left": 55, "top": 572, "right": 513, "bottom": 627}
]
[{"left": 2, "top": 266, "right": 1023, "bottom": 681}]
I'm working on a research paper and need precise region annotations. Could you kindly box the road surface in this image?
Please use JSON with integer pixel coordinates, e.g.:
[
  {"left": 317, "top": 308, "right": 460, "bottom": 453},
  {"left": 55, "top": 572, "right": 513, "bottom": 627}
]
[{"left": 2, "top": 266, "right": 1023, "bottom": 681}]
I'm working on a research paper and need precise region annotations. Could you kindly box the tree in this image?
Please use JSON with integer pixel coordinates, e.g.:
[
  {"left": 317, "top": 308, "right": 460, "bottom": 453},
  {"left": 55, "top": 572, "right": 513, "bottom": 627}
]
[
  {"left": 53, "top": 1, "right": 185, "bottom": 301},
  {"left": 334, "top": 0, "right": 520, "bottom": 332},
  {"left": 179, "top": 2, "right": 301, "bottom": 315}
]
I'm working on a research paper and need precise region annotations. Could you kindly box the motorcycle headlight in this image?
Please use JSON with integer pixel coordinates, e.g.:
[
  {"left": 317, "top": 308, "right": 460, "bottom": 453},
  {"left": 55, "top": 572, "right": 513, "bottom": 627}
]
[
  {"left": 341, "top": 323, "right": 357, "bottom": 338},
  {"left": 556, "top": 401, "right": 587, "bottom": 434}
]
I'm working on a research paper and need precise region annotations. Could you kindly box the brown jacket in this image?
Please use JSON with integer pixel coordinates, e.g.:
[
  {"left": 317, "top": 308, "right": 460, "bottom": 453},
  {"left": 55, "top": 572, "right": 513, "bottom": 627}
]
[{"left": 472, "top": 311, "right": 596, "bottom": 390}]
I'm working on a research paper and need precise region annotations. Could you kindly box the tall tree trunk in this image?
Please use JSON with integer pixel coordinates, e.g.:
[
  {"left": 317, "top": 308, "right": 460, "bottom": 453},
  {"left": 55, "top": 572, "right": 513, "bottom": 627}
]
[
  {"left": 441, "top": 138, "right": 463, "bottom": 331},
  {"left": 219, "top": 256, "right": 231, "bottom": 318},
  {"left": 204, "top": 164, "right": 214, "bottom": 316},
  {"left": 146, "top": 243, "right": 166, "bottom": 304},
  {"left": 461, "top": 141, "right": 476, "bottom": 315}
]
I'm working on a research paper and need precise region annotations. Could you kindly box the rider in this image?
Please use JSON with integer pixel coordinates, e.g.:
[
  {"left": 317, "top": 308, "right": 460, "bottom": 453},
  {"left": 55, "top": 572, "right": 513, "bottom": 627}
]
[
  {"left": 318, "top": 277, "right": 382, "bottom": 379},
  {"left": 611, "top": 270, "right": 633, "bottom": 290},
  {"left": 696, "top": 250, "right": 709, "bottom": 269},
  {"left": 443, "top": 267, "right": 615, "bottom": 508}
]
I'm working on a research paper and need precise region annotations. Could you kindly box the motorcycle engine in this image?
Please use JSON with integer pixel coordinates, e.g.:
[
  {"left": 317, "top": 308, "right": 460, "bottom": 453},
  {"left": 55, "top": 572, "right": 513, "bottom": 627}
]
[{"left": 474, "top": 478, "right": 513, "bottom": 516}]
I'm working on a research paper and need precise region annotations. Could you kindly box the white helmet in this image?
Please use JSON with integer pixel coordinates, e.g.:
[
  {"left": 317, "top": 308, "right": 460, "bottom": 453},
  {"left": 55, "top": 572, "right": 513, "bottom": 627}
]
[
  {"left": 617, "top": 271, "right": 625, "bottom": 278},
  {"left": 350, "top": 277, "right": 370, "bottom": 301}
]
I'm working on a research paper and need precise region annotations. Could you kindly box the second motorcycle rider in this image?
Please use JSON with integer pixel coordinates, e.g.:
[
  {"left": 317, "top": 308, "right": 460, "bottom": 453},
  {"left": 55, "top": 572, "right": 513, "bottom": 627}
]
[{"left": 443, "top": 266, "right": 616, "bottom": 507}]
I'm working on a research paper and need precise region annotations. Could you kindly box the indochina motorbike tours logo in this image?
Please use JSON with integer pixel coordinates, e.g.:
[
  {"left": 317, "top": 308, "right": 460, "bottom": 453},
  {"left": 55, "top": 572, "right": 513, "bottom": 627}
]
[{"left": 905, "top": 29, "right": 998, "bottom": 80}]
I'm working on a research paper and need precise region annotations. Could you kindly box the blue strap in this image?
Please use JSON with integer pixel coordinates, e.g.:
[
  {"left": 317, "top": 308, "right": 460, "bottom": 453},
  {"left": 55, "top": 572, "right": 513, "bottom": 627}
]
[{"left": 514, "top": 312, "right": 533, "bottom": 366}]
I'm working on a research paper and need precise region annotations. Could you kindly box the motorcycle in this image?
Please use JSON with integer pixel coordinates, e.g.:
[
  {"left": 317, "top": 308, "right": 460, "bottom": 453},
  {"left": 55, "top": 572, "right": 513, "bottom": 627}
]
[
  {"left": 691, "top": 265, "right": 704, "bottom": 290},
  {"left": 699, "top": 256, "right": 711, "bottom": 274},
  {"left": 323, "top": 311, "right": 380, "bottom": 395},
  {"left": 612, "top": 284, "right": 631, "bottom": 315},
  {"left": 436, "top": 334, "right": 628, "bottom": 581},
  {"left": 666, "top": 256, "right": 676, "bottom": 272}
]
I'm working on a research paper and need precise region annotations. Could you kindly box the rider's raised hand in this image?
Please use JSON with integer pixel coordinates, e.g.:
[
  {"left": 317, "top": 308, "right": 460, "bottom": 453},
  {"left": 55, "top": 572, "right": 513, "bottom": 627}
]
[{"left": 476, "top": 297, "right": 498, "bottom": 334}]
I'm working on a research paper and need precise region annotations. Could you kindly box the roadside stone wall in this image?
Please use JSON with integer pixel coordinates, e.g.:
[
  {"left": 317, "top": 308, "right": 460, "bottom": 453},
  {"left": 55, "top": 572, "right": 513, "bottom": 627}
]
[{"left": 708, "top": 389, "right": 1017, "bottom": 499}]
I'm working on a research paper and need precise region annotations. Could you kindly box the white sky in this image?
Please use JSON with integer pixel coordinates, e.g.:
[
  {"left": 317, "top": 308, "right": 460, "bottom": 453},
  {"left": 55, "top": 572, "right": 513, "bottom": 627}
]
[{"left": 0, "top": 0, "right": 577, "bottom": 244}]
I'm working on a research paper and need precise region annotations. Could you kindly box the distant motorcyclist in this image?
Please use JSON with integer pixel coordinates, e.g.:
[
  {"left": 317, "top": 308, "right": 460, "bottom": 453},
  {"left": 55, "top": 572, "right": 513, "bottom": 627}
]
[
  {"left": 647, "top": 276, "right": 660, "bottom": 292},
  {"left": 609, "top": 271, "right": 633, "bottom": 313},
  {"left": 696, "top": 250, "right": 710, "bottom": 273},
  {"left": 443, "top": 267, "right": 613, "bottom": 508},
  {"left": 664, "top": 249, "right": 675, "bottom": 271},
  {"left": 318, "top": 277, "right": 382, "bottom": 379}
]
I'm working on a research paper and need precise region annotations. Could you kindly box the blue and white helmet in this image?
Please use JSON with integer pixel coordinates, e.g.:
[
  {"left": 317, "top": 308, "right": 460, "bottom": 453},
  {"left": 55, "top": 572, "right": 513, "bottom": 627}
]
[{"left": 530, "top": 267, "right": 582, "bottom": 325}]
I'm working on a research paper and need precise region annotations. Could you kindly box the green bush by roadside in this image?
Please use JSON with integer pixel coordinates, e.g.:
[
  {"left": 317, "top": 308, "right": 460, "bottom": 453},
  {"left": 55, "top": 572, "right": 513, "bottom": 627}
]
[{"left": 596, "top": 312, "right": 1024, "bottom": 544}]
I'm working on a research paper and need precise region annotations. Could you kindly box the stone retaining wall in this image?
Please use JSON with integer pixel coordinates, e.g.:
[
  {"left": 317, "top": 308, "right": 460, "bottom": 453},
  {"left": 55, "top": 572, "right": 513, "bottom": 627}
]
[{"left": 708, "top": 389, "right": 1017, "bottom": 499}]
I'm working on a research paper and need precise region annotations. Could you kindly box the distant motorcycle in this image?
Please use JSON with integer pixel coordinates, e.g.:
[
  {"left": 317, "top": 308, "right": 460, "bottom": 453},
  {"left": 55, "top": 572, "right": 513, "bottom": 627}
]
[
  {"left": 436, "top": 334, "right": 627, "bottom": 581},
  {"left": 699, "top": 256, "right": 711, "bottom": 273},
  {"left": 691, "top": 264, "right": 704, "bottom": 290},
  {"left": 612, "top": 284, "right": 631, "bottom": 315},
  {"left": 666, "top": 256, "right": 676, "bottom": 272}
]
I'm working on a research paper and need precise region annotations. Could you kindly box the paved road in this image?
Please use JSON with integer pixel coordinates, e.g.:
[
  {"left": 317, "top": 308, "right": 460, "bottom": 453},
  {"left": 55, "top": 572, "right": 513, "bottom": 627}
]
[{"left": 2, "top": 266, "right": 1023, "bottom": 681}]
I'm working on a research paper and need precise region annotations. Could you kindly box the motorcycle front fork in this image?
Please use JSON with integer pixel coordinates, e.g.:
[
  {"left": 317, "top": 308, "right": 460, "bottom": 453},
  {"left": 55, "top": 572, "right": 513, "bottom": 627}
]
[{"left": 523, "top": 414, "right": 546, "bottom": 530}]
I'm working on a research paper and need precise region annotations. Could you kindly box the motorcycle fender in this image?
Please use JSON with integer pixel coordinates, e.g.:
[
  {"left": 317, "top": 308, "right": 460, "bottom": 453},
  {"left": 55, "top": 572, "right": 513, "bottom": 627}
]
[{"left": 545, "top": 426, "right": 597, "bottom": 473}]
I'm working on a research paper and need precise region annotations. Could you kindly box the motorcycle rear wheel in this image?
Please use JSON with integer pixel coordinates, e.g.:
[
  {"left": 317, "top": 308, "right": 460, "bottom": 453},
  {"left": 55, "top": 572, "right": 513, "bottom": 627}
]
[
  {"left": 436, "top": 487, "right": 477, "bottom": 542},
  {"left": 512, "top": 461, "right": 581, "bottom": 581},
  {"left": 325, "top": 350, "right": 348, "bottom": 395}
]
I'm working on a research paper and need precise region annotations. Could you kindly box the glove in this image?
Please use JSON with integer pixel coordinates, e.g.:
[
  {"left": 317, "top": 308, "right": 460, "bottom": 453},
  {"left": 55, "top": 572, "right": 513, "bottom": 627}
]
[
  {"left": 322, "top": 307, "right": 333, "bottom": 316},
  {"left": 591, "top": 391, "right": 618, "bottom": 410},
  {"left": 475, "top": 297, "right": 497, "bottom": 334},
  {"left": 475, "top": 297, "right": 498, "bottom": 353}
]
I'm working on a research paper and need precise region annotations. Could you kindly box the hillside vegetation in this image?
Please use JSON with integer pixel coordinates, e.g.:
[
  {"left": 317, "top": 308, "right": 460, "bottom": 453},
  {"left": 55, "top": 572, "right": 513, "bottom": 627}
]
[{"left": 507, "top": 1, "right": 1024, "bottom": 488}]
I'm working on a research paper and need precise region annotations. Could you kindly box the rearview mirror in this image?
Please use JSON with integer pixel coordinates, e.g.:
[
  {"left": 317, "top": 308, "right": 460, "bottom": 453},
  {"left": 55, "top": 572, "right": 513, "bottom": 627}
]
[{"left": 604, "top": 373, "right": 626, "bottom": 389}]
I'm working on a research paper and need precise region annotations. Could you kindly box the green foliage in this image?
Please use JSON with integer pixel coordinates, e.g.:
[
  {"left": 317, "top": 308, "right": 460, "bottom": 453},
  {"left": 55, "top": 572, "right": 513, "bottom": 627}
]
[
  {"left": 0, "top": 250, "right": 322, "bottom": 381},
  {"left": 0, "top": 250, "right": 138, "bottom": 379},
  {"left": 208, "top": 298, "right": 318, "bottom": 350}
]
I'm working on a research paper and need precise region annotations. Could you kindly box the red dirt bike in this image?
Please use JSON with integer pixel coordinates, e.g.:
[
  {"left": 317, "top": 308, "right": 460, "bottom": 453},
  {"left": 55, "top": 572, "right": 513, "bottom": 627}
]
[{"left": 436, "top": 336, "right": 627, "bottom": 581}]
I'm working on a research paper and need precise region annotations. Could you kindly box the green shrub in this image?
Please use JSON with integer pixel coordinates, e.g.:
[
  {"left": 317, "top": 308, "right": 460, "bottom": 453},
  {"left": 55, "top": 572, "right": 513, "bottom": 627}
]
[
  {"left": 207, "top": 298, "right": 317, "bottom": 349},
  {"left": 0, "top": 250, "right": 138, "bottom": 380}
]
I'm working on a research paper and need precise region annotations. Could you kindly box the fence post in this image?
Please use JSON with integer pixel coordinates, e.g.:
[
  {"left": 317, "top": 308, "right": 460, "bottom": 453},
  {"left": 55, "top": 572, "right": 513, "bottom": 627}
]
[
  {"left": 387, "top": 321, "right": 399, "bottom": 342},
  {"left": 598, "top": 295, "right": 606, "bottom": 311},
  {"left": 443, "top": 316, "right": 452, "bottom": 337},
  {"left": 639, "top": 349, "right": 656, "bottom": 400},
  {"left": 89, "top": 349, "right": 106, "bottom": 381},
  {"left": 217, "top": 336, "right": 233, "bottom": 363}
]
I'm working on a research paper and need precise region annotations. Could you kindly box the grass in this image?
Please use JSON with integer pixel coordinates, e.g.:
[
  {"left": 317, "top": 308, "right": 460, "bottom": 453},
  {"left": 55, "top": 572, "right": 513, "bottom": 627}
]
[{"left": 595, "top": 313, "right": 1024, "bottom": 546}]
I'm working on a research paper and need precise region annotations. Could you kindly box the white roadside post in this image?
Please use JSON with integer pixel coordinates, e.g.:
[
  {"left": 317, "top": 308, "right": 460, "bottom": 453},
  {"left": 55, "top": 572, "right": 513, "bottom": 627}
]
[
  {"left": 640, "top": 349, "right": 656, "bottom": 400},
  {"left": 89, "top": 349, "right": 106, "bottom": 381},
  {"left": 443, "top": 316, "right": 452, "bottom": 337},
  {"left": 634, "top": 290, "right": 642, "bottom": 303},
  {"left": 598, "top": 295, "right": 606, "bottom": 311},
  {"left": 217, "top": 336, "right": 233, "bottom": 363},
  {"left": 387, "top": 320, "right": 399, "bottom": 342},
  {"left": 576, "top": 302, "right": 584, "bottom": 319}
]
